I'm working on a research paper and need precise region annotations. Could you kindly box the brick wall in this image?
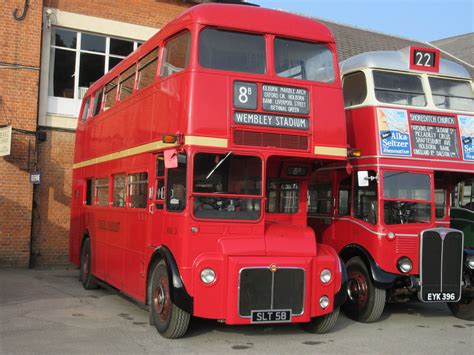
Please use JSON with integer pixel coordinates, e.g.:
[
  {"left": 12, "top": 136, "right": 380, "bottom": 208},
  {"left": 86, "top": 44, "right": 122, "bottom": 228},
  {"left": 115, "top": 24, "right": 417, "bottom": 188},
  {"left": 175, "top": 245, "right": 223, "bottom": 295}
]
[
  {"left": 0, "top": 0, "right": 43, "bottom": 267},
  {"left": 29, "top": 1, "right": 192, "bottom": 266}
]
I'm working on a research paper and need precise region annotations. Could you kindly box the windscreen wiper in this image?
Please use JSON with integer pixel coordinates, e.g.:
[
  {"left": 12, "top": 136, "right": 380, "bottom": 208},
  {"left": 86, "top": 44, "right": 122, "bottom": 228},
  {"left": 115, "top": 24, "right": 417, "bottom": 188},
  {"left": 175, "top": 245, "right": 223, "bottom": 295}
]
[{"left": 206, "top": 151, "right": 232, "bottom": 180}]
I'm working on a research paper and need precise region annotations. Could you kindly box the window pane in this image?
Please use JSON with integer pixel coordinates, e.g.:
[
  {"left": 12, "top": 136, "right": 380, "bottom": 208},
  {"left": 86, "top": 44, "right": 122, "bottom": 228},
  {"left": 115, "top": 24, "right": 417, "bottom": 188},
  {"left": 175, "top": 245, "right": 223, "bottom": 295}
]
[
  {"left": 343, "top": 71, "right": 367, "bottom": 107},
  {"left": 373, "top": 70, "right": 426, "bottom": 106},
  {"left": 308, "top": 184, "right": 332, "bottom": 215},
  {"left": 119, "top": 65, "right": 136, "bottom": 101},
  {"left": 96, "top": 178, "right": 109, "bottom": 207},
  {"left": 113, "top": 174, "right": 126, "bottom": 207},
  {"left": 435, "top": 188, "right": 446, "bottom": 219},
  {"left": 138, "top": 50, "right": 158, "bottom": 89},
  {"left": 338, "top": 177, "right": 351, "bottom": 216},
  {"left": 167, "top": 153, "right": 187, "bottom": 211},
  {"left": 92, "top": 88, "right": 103, "bottom": 116},
  {"left": 161, "top": 31, "right": 190, "bottom": 77},
  {"left": 129, "top": 173, "right": 148, "bottom": 208},
  {"left": 354, "top": 170, "right": 377, "bottom": 224},
  {"left": 50, "top": 48, "right": 75, "bottom": 98},
  {"left": 110, "top": 38, "right": 134, "bottom": 56},
  {"left": 108, "top": 56, "right": 123, "bottom": 71},
  {"left": 85, "top": 179, "right": 94, "bottom": 205},
  {"left": 275, "top": 37, "right": 334, "bottom": 82},
  {"left": 81, "top": 97, "right": 90, "bottom": 122},
  {"left": 104, "top": 78, "right": 118, "bottom": 110},
  {"left": 267, "top": 181, "right": 299, "bottom": 214},
  {"left": 429, "top": 77, "right": 474, "bottom": 111},
  {"left": 384, "top": 202, "right": 431, "bottom": 225},
  {"left": 52, "top": 28, "right": 76, "bottom": 49},
  {"left": 79, "top": 52, "right": 105, "bottom": 94},
  {"left": 81, "top": 33, "right": 106, "bottom": 53},
  {"left": 383, "top": 172, "right": 430, "bottom": 200},
  {"left": 199, "top": 28, "right": 266, "bottom": 74}
]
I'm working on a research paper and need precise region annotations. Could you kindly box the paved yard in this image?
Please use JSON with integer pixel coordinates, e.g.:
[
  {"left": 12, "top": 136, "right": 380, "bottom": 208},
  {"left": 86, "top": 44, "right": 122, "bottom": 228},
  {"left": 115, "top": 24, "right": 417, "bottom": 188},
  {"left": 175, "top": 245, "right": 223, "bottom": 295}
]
[{"left": 0, "top": 268, "right": 472, "bottom": 354}]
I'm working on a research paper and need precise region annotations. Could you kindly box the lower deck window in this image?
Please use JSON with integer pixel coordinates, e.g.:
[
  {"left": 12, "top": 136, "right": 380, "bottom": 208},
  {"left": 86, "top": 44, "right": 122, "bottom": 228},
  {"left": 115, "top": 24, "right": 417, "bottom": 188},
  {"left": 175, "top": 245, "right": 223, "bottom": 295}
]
[
  {"left": 128, "top": 173, "right": 148, "bottom": 208},
  {"left": 267, "top": 181, "right": 299, "bottom": 214},
  {"left": 96, "top": 178, "right": 109, "bottom": 207}
]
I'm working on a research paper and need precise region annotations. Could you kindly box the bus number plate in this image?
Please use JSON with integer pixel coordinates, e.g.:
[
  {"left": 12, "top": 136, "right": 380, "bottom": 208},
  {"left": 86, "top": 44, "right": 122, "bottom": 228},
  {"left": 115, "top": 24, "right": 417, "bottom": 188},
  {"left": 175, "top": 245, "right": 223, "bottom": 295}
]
[
  {"left": 423, "top": 292, "right": 458, "bottom": 302},
  {"left": 251, "top": 310, "right": 292, "bottom": 323}
]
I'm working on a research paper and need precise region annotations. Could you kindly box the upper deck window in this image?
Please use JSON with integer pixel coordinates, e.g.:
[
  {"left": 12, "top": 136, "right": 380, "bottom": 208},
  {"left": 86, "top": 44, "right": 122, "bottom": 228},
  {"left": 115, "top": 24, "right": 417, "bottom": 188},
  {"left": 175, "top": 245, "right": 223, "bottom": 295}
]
[
  {"left": 198, "top": 28, "right": 266, "bottom": 74},
  {"left": 373, "top": 70, "right": 426, "bottom": 107},
  {"left": 343, "top": 71, "right": 367, "bottom": 107},
  {"left": 274, "top": 38, "right": 334, "bottom": 83},
  {"left": 429, "top": 77, "right": 474, "bottom": 112},
  {"left": 138, "top": 49, "right": 159, "bottom": 89},
  {"left": 161, "top": 31, "right": 191, "bottom": 78}
]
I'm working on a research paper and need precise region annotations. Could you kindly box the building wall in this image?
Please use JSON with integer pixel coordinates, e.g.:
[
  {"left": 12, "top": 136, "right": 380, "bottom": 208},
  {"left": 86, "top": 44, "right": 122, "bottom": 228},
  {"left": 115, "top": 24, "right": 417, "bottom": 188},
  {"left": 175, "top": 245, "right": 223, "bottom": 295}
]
[
  {"left": 30, "top": 0, "right": 192, "bottom": 266},
  {"left": 0, "top": 0, "right": 44, "bottom": 267}
]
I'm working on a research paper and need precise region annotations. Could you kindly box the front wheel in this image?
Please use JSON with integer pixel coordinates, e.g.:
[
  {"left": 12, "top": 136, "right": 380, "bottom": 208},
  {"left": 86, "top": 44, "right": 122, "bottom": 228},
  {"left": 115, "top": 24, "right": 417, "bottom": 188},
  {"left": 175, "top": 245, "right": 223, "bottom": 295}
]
[
  {"left": 342, "top": 256, "right": 386, "bottom": 323},
  {"left": 447, "top": 297, "right": 474, "bottom": 321},
  {"left": 302, "top": 308, "right": 340, "bottom": 334},
  {"left": 150, "top": 261, "right": 190, "bottom": 338}
]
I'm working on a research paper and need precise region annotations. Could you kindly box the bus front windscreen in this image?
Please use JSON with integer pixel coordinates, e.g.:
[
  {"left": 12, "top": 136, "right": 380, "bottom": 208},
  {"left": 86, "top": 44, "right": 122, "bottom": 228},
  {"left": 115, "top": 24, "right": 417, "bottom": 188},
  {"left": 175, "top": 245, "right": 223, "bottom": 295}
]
[
  {"left": 193, "top": 153, "right": 262, "bottom": 220},
  {"left": 429, "top": 77, "right": 474, "bottom": 112},
  {"left": 383, "top": 171, "right": 432, "bottom": 225}
]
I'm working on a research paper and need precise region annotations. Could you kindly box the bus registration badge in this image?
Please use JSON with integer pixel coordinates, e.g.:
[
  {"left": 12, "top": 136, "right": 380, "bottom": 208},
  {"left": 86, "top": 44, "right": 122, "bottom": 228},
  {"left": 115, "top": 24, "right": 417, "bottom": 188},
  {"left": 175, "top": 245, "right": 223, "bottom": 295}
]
[{"left": 251, "top": 310, "right": 292, "bottom": 323}]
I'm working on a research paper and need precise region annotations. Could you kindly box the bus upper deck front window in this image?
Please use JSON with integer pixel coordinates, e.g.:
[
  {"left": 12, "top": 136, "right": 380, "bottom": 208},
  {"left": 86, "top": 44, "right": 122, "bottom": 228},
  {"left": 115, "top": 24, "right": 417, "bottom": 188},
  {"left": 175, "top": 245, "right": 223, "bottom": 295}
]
[
  {"left": 383, "top": 172, "right": 431, "bottom": 225},
  {"left": 274, "top": 37, "right": 334, "bottom": 83},
  {"left": 429, "top": 77, "right": 474, "bottom": 112},
  {"left": 193, "top": 153, "right": 262, "bottom": 220},
  {"left": 198, "top": 28, "right": 266, "bottom": 74},
  {"left": 373, "top": 71, "right": 426, "bottom": 107}
]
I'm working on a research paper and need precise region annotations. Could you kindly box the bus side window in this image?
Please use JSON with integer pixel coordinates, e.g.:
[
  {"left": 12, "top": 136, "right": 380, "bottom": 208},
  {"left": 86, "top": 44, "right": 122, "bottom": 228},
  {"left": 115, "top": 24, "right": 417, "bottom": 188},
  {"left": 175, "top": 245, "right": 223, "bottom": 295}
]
[
  {"left": 155, "top": 157, "right": 165, "bottom": 210},
  {"left": 161, "top": 31, "right": 191, "bottom": 78},
  {"left": 353, "top": 171, "right": 377, "bottom": 224},
  {"left": 85, "top": 178, "right": 94, "bottom": 205},
  {"left": 119, "top": 65, "right": 136, "bottom": 101},
  {"left": 343, "top": 71, "right": 367, "bottom": 107},
  {"left": 137, "top": 48, "right": 159, "bottom": 90},
  {"left": 337, "top": 177, "right": 352, "bottom": 216},
  {"left": 307, "top": 184, "right": 332, "bottom": 215},
  {"left": 166, "top": 153, "right": 187, "bottom": 211},
  {"left": 104, "top": 77, "right": 118, "bottom": 110},
  {"left": 81, "top": 97, "right": 91, "bottom": 122},
  {"left": 92, "top": 88, "right": 103, "bottom": 116},
  {"left": 96, "top": 177, "right": 109, "bottom": 207},
  {"left": 113, "top": 174, "right": 127, "bottom": 208},
  {"left": 128, "top": 173, "right": 148, "bottom": 208}
]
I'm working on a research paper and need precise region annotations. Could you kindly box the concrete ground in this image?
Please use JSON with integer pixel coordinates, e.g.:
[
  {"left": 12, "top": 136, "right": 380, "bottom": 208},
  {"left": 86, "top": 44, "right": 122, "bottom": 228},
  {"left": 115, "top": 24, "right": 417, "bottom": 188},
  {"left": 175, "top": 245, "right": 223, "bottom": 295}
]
[{"left": 0, "top": 268, "right": 472, "bottom": 354}]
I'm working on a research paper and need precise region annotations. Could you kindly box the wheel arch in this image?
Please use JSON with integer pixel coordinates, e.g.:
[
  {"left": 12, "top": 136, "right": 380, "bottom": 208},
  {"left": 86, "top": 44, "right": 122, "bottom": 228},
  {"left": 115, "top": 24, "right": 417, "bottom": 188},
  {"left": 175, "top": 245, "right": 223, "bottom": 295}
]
[
  {"left": 146, "top": 246, "right": 193, "bottom": 315},
  {"left": 340, "top": 244, "right": 399, "bottom": 289}
]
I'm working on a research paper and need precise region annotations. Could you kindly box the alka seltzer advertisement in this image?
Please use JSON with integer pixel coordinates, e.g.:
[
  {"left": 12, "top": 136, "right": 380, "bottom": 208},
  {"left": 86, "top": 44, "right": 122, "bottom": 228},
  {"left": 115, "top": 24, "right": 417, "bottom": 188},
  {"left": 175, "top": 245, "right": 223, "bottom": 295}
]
[
  {"left": 458, "top": 115, "right": 474, "bottom": 161},
  {"left": 377, "top": 108, "right": 412, "bottom": 156}
]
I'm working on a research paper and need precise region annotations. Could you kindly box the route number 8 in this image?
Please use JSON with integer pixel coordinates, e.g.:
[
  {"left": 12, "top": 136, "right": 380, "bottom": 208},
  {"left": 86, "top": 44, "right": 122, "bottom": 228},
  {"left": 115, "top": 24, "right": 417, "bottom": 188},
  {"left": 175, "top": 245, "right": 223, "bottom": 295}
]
[{"left": 239, "top": 86, "right": 252, "bottom": 104}]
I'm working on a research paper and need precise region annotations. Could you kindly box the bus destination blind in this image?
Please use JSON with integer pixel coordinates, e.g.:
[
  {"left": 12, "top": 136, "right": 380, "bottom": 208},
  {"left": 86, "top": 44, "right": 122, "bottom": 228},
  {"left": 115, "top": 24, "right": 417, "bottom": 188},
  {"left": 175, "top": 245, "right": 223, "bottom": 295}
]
[
  {"left": 410, "top": 112, "right": 459, "bottom": 158},
  {"left": 262, "top": 84, "right": 309, "bottom": 115}
]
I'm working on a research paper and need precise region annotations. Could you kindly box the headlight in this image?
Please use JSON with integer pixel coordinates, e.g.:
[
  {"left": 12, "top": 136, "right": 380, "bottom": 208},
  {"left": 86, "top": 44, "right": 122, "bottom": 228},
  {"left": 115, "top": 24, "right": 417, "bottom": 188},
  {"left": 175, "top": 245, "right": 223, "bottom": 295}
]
[
  {"left": 466, "top": 255, "right": 474, "bottom": 270},
  {"left": 319, "top": 295, "right": 330, "bottom": 309},
  {"left": 200, "top": 268, "right": 216, "bottom": 284},
  {"left": 320, "top": 269, "right": 332, "bottom": 284},
  {"left": 387, "top": 232, "right": 395, "bottom": 240},
  {"left": 397, "top": 257, "right": 413, "bottom": 274}
]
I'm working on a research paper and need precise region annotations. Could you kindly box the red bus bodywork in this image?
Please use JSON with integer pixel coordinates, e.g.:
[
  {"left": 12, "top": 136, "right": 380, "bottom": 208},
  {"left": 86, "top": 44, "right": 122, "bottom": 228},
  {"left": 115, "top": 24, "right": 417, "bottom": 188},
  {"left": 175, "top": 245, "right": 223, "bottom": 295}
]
[
  {"left": 70, "top": 4, "right": 347, "bottom": 334},
  {"left": 309, "top": 47, "right": 474, "bottom": 321}
]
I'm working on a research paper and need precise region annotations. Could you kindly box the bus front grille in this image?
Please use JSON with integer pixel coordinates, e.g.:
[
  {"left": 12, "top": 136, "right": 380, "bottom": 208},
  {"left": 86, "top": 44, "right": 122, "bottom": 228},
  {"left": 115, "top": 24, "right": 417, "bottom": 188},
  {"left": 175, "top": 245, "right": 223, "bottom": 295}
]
[
  {"left": 239, "top": 267, "right": 305, "bottom": 317},
  {"left": 233, "top": 130, "right": 308, "bottom": 150},
  {"left": 420, "top": 229, "right": 463, "bottom": 302}
]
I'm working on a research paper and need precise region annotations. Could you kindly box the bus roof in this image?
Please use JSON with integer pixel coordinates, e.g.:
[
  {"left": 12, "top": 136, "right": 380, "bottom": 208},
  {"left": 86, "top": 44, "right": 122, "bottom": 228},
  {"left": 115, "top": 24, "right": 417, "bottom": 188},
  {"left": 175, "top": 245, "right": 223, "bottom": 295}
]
[{"left": 340, "top": 47, "right": 471, "bottom": 79}]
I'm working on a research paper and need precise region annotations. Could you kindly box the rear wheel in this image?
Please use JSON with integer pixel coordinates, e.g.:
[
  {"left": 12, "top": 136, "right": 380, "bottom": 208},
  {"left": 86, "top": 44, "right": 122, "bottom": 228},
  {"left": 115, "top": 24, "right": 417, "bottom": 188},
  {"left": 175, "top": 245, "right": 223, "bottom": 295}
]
[
  {"left": 343, "top": 256, "right": 386, "bottom": 322},
  {"left": 79, "top": 238, "right": 98, "bottom": 290},
  {"left": 447, "top": 297, "right": 474, "bottom": 321},
  {"left": 302, "top": 308, "right": 340, "bottom": 334},
  {"left": 150, "top": 261, "right": 190, "bottom": 338}
]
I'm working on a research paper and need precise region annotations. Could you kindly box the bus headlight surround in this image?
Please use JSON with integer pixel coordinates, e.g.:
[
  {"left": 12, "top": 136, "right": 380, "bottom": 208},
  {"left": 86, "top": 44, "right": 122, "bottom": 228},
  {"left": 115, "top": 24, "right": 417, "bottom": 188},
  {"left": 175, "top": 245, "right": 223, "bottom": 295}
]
[
  {"left": 467, "top": 255, "right": 474, "bottom": 270},
  {"left": 200, "top": 268, "right": 216, "bottom": 284},
  {"left": 320, "top": 269, "right": 332, "bottom": 284},
  {"left": 319, "top": 295, "right": 330, "bottom": 309},
  {"left": 397, "top": 257, "right": 413, "bottom": 274}
]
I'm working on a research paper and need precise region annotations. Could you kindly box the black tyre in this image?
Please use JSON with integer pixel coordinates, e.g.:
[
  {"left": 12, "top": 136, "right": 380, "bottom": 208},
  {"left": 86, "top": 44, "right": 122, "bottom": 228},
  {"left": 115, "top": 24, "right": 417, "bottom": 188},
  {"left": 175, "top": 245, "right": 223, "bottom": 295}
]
[
  {"left": 150, "top": 261, "right": 190, "bottom": 339},
  {"left": 342, "top": 256, "right": 386, "bottom": 323},
  {"left": 447, "top": 297, "right": 474, "bottom": 321},
  {"left": 79, "top": 238, "right": 99, "bottom": 290},
  {"left": 302, "top": 308, "right": 340, "bottom": 334}
]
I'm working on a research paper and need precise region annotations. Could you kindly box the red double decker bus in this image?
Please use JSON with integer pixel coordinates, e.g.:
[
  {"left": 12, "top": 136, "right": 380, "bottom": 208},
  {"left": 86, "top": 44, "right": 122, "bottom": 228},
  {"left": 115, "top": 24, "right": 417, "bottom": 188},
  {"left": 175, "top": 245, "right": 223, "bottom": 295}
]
[
  {"left": 70, "top": 4, "right": 348, "bottom": 338},
  {"left": 309, "top": 47, "right": 474, "bottom": 322}
]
